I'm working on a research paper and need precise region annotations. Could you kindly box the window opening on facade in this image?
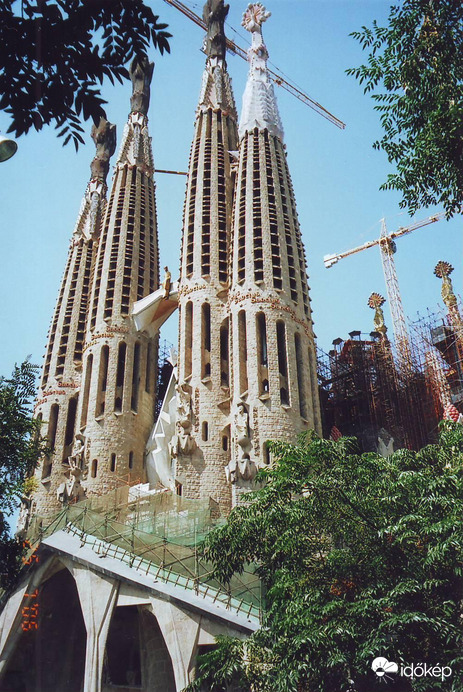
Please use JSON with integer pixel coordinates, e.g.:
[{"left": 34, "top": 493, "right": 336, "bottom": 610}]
[
  {"left": 202, "top": 421, "right": 209, "bottom": 441},
  {"left": 202, "top": 302, "right": 211, "bottom": 378},
  {"left": 114, "top": 342, "right": 127, "bottom": 412},
  {"left": 131, "top": 342, "right": 141, "bottom": 412},
  {"left": 238, "top": 310, "right": 248, "bottom": 395},
  {"left": 184, "top": 302, "right": 193, "bottom": 379},
  {"left": 252, "top": 129, "right": 264, "bottom": 283},
  {"left": 96, "top": 345, "right": 109, "bottom": 417},
  {"left": 91, "top": 459, "right": 98, "bottom": 478},
  {"left": 256, "top": 312, "right": 269, "bottom": 394},
  {"left": 110, "top": 454, "right": 116, "bottom": 473},
  {"left": 63, "top": 396, "right": 78, "bottom": 461},
  {"left": 295, "top": 332, "right": 308, "bottom": 419},
  {"left": 277, "top": 321, "right": 290, "bottom": 406},
  {"left": 80, "top": 353, "right": 93, "bottom": 429},
  {"left": 220, "top": 318, "right": 229, "bottom": 387},
  {"left": 237, "top": 136, "right": 248, "bottom": 284}
]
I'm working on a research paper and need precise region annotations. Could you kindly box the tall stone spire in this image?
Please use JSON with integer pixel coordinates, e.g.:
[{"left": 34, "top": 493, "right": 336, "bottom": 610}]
[
  {"left": 32, "top": 118, "right": 116, "bottom": 517},
  {"left": 228, "top": 3, "right": 321, "bottom": 494},
  {"left": 175, "top": 0, "right": 238, "bottom": 512},
  {"left": 77, "top": 56, "right": 160, "bottom": 498},
  {"left": 238, "top": 3, "right": 283, "bottom": 141}
]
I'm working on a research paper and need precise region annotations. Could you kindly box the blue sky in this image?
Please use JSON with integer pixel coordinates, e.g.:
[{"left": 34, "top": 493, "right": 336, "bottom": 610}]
[{"left": 0, "top": 0, "right": 461, "bottom": 380}]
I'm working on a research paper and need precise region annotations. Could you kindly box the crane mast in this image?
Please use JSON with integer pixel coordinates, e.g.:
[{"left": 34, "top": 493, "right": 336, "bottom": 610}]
[
  {"left": 378, "top": 220, "right": 413, "bottom": 374},
  {"left": 324, "top": 212, "right": 445, "bottom": 375}
]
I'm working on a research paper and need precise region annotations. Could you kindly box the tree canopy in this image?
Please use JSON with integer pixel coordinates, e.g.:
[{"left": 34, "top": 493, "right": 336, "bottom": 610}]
[
  {"left": 347, "top": 1, "right": 463, "bottom": 217},
  {"left": 187, "top": 426, "right": 463, "bottom": 692},
  {"left": 0, "top": 360, "right": 47, "bottom": 590},
  {"left": 0, "top": 0, "right": 171, "bottom": 149}
]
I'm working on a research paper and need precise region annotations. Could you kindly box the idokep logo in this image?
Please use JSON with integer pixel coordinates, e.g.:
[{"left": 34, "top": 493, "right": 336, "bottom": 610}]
[
  {"left": 371, "top": 657, "right": 398, "bottom": 682},
  {"left": 371, "top": 657, "right": 452, "bottom": 683}
]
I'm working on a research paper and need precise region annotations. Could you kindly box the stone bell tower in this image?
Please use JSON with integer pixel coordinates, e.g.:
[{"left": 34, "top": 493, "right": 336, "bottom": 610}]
[
  {"left": 78, "top": 56, "right": 160, "bottom": 497},
  {"left": 227, "top": 3, "right": 321, "bottom": 493},
  {"left": 32, "top": 56, "right": 160, "bottom": 518},
  {"left": 174, "top": 0, "right": 238, "bottom": 512},
  {"left": 32, "top": 118, "right": 116, "bottom": 517}
]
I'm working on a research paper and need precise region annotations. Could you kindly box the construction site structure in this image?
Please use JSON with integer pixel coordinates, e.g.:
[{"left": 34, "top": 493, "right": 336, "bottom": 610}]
[
  {"left": 324, "top": 212, "right": 444, "bottom": 376},
  {"left": 318, "top": 261, "right": 463, "bottom": 453}
]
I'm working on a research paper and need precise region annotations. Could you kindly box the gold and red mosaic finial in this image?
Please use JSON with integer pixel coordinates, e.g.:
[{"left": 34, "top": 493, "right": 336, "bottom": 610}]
[
  {"left": 434, "top": 260, "right": 460, "bottom": 319},
  {"left": 434, "top": 260, "right": 454, "bottom": 279},
  {"left": 368, "top": 292, "right": 388, "bottom": 338}
]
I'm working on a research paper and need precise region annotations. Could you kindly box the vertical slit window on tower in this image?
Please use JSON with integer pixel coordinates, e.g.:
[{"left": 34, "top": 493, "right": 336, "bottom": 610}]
[
  {"left": 43, "top": 404, "right": 59, "bottom": 478},
  {"left": 256, "top": 312, "right": 269, "bottom": 394},
  {"left": 220, "top": 318, "right": 229, "bottom": 388},
  {"left": 110, "top": 453, "right": 116, "bottom": 473},
  {"left": 202, "top": 302, "right": 211, "bottom": 378},
  {"left": 283, "top": 154, "right": 311, "bottom": 317},
  {"left": 129, "top": 451, "right": 134, "bottom": 470},
  {"left": 96, "top": 345, "right": 109, "bottom": 417},
  {"left": 264, "top": 132, "right": 282, "bottom": 290},
  {"left": 201, "top": 110, "right": 212, "bottom": 277},
  {"left": 185, "top": 303, "right": 193, "bottom": 379},
  {"left": 92, "top": 183, "right": 116, "bottom": 329},
  {"left": 91, "top": 459, "right": 98, "bottom": 478},
  {"left": 275, "top": 142, "right": 298, "bottom": 303},
  {"left": 74, "top": 241, "right": 93, "bottom": 362},
  {"left": 121, "top": 168, "right": 137, "bottom": 315},
  {"left": 63, "top": 396, "right": 78, "bottom": 461},
  {"left": 216, "top": 112, "right": 228, "bottom": 283},
  {"left": 147, "top": 185, "right": 157, "bottom": 294},
  {"left": 56, "top": 244, "right": 83, "bottom": 377},
  {"left": 184, "top": 127, "right": 201, "bottom": 277},
  {"left": 145, "top": 341, "right": 154, "bottom": 393},
  {"left": 104, "top": 175, "right": 126, "bottom": 320},
  {"left": 80, "top": 353, "right": 93, "bottom": 429},
  {"left": 202, "top": 421, "right": 209, "bottom": 441},
  {"left": 131, "top": 342, "right": 141, "bottom": 412},
  {"left": 252, "top": 129, "right": 264, "bottom": 283},
  {"left": 43, "top": 252, "right": 73, "bottom": 387},
  {"left": 114, "top": 342, "right": 127, "bottom": 412},
  {"left": 238, "top": 310, "right": 248, "bottom": 395},
  {"left": 138, "top": 186, "right": 147, "bottom": 301},
  {"left": 237, "top": 136, "right": 248, "bottom": 284},
  {"left": 295, "top": 332, "right": 308, "bottom": 419},
  {"left": 277, "top": 320, "right": 290, "bottom": 406}
]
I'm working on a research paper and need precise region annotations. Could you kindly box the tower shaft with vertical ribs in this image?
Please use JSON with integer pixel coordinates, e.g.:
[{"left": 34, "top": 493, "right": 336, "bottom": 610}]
[
  {"left": 32, "top": 58, "right": 160, "bottom": 519},
  {"left": 228, "top": 4, "right": 321, "bottom": 496},
  {"left": 176, "top": 0, "right": 238, "bottom": 513}
]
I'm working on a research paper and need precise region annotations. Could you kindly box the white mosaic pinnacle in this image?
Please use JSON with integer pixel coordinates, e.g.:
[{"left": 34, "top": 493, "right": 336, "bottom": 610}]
[{"left": 239, "top": 2, "right": 284, "bottom": 141}]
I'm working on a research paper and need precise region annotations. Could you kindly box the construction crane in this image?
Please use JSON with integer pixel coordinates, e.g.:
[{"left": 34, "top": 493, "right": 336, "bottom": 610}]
[
  {"left": 324, "top": 212, "right": 445, "bottom": 374},
  {"left": 161, "top": 0, "right": 346, "bottom": 130}
]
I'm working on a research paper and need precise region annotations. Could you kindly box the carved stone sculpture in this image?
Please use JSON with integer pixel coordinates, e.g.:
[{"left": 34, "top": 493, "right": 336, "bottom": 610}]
[
  {"left": 203, "top": 0, "right": 229, "bottom": 62},
  {"left": 90, "top": 118, "right": 116, "bottom": 182},
  {"left": 130, "top": 55, "right": 154, "bottom": 115},
  {"left": 162, "top": 266, "right": 171, "bottom": 299}
]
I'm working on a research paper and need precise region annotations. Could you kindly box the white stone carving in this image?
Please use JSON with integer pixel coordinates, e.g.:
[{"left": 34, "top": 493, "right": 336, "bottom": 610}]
[{"left": 239, "top": 3, "right": 284, "bottom": 141}]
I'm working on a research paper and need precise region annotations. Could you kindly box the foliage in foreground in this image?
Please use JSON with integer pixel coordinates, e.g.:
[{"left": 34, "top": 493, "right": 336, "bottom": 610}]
[
  {"left": 348, "top": 1, "right": 463, "bottom": 217},
  {"left": 0, "top": 0, "right": 171, "bottom": 149},
  {"left": 0, "top": 360, "right": 47, "bottom": 589},
  {"left": 186, "top": 425, "right": 463, "bottom": 692}
]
